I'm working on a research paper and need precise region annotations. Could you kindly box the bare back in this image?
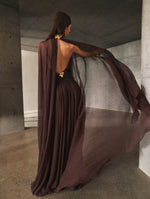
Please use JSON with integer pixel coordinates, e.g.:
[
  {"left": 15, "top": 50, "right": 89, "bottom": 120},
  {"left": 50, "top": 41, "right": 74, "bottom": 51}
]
[{"left": 56, "top": 39, "right": 73, "bottom": 73}]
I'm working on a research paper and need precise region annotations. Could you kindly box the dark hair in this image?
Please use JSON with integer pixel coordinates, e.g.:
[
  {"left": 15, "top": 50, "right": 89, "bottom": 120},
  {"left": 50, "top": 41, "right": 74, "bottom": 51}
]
[{"left": 45, "top": 11, "right": 71, "bottom": 41}]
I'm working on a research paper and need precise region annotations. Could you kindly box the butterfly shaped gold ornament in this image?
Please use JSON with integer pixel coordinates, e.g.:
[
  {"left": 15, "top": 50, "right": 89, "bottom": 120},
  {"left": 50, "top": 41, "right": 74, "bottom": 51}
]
[
  {"left": 54, "top": 34, "right": 63, "bottom": 39},
  {"left": 59, "top": 71, "right": 64, "bottom": 78}
]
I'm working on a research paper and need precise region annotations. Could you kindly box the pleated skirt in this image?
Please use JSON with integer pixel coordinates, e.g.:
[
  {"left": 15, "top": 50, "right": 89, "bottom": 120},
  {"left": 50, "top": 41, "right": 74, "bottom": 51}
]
[{"left": 50, "top": 71, "right": 83, "bottom": 189}]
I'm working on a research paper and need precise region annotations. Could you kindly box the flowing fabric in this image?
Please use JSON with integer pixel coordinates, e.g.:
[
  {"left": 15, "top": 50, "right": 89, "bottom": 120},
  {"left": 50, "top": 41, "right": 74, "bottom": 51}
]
[{"left": 31, "top": 37, "right": 150, "bottom": 196}]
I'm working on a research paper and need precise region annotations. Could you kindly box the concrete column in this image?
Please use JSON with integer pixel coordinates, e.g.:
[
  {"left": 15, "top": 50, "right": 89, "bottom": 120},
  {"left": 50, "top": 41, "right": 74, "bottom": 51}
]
[
  {"left": 0, "top": 0, "right": 24, "bottom": 136},
  {"left": 139, "top": 0, "right": 150, "bottom": 177}
]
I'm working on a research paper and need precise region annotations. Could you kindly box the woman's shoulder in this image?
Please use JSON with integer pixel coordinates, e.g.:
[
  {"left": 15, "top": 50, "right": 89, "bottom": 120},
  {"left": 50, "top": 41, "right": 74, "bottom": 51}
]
[
  {"left": 57, "top": 39, "right": 74, "bottom": 51},
  {"left": 38, "top": 38, "right": 74, "bottom": 50}
]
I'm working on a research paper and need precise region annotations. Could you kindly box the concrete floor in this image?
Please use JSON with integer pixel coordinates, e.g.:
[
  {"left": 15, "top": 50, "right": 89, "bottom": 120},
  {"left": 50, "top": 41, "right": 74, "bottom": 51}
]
[{"left": 0, "top": 127, "right": 150, "bottom": 199}]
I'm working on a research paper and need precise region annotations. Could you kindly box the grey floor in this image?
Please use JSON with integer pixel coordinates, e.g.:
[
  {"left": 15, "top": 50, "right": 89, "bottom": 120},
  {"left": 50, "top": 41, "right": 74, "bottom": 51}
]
[{"left": 0, "top": 127, "right": 150, "bottom": 199}]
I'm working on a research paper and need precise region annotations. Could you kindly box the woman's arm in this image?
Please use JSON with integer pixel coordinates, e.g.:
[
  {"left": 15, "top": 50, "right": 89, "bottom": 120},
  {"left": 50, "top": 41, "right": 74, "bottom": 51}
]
[{"left": 71, "top": 44, "right": 100, "bottom": 57}]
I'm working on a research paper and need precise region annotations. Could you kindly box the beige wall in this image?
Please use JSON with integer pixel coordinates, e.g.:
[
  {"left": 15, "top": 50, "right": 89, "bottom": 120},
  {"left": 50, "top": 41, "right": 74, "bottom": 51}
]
[{"left": 21, "top": 50, "right": 38, "bottom": 127}]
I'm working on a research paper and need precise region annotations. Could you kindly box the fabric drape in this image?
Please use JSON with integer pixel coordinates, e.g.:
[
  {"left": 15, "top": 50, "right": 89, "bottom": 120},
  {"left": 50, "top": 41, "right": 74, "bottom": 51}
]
[{"left": 31, "top": 37, "right": 150, "bottom": 196}]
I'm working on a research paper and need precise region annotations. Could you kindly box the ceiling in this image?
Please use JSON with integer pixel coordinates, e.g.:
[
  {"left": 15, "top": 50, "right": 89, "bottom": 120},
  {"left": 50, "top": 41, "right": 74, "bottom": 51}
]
[{"left": 19, "top": 0, "right": 142, "bottom": 51}]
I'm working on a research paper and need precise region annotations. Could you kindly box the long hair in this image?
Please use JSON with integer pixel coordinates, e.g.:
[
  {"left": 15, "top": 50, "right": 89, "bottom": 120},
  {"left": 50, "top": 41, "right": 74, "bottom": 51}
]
[{"left": 45, "top": 11, "right": 71, "bottom": 41}]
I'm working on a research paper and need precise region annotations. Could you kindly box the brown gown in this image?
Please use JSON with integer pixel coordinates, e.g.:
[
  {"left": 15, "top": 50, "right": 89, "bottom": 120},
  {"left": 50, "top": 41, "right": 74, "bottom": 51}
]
[{"left": 31, "top": 37, "right": 150, "bottom": 196}]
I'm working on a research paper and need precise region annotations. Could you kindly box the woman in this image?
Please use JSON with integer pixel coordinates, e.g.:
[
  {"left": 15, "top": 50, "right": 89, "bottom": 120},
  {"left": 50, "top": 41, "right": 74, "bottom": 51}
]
[{"left": 31, "top": 11, "right": 150, "bottom": 196}]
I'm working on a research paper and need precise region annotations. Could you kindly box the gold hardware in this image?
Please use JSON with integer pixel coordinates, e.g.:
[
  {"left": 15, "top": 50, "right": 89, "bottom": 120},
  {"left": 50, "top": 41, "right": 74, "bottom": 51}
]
[
  {"left": 59, "top": 71, "right": 64, "bottom": 78},
  {"left": 54, "top": 34, "right": 63, "bottom": 39}
]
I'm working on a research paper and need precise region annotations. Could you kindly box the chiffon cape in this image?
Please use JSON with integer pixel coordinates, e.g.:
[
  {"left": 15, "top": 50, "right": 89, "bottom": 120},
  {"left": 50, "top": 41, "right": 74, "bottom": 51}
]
[{"left": 31, "top": 37, "right": 150, "bottom": 196}]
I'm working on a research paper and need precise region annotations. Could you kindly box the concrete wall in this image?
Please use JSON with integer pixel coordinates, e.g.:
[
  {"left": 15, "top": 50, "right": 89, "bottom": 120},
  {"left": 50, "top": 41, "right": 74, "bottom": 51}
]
[
  {"left": 139, "top": 0, "right": 150, "bottom": 178},
  {"left": 21, "top": 39, "right": 141, "bottom": 127},
  {"left": 108, "top": 40, "right": 141, "bottom": 86},
  {"left": 0, "top": 1, "right": 24, "bottom": 136}
]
